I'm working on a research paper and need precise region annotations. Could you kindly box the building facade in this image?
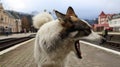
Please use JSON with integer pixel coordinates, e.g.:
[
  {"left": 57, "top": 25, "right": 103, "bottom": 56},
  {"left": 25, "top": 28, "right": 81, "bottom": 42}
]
[
  {"left": 108, "top": 14, "right": 120, "bottom": 32},
  {"left": 93, "top": 11, "right": 113, "bottom": 31},
  {"left": 7, "top": 10, "right": 22, "bottom": 33},
  {"left": 0, "top": 3, "right": 22, "bottom": 34}
]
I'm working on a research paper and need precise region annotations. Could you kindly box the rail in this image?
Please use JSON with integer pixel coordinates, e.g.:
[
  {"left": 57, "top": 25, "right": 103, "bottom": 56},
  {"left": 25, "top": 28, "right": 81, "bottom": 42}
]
[{"left": 0, "top": 34, "right": 35, "bottom": 51}]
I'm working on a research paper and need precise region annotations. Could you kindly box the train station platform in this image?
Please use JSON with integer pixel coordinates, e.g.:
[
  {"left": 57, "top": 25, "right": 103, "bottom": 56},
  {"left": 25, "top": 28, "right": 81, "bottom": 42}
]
[
  {"left": 0, "top": 33, "right": 36, "bottom": 40},
  {"left": 0, "top": 39, "right": 120, "bottom": 67},
  {"left": 97, "top": 32, "right": 120, "bottom": 35}
]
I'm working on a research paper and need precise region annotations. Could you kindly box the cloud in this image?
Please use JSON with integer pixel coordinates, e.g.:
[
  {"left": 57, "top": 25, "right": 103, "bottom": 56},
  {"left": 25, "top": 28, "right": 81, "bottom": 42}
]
[
  {"left": 2, "top": 0, "right": 26, "bottom": 11},
  {"left": 1, "top": 0, "right": 120, "bottom": 19}
]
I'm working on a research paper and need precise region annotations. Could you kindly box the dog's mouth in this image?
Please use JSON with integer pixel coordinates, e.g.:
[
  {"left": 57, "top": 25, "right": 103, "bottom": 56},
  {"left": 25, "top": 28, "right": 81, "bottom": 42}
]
[{"left": 74, "top": 40, "right": 82, "bottom": 59}]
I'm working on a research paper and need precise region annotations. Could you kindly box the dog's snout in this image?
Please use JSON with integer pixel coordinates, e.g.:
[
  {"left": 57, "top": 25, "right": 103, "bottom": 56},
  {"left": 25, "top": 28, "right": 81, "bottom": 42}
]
[
  {"left": 88, "top": 29, "right": 92, "bottom": 34},
  {"left": 84, "top": 29, "right": 92, "bottom": 36}
]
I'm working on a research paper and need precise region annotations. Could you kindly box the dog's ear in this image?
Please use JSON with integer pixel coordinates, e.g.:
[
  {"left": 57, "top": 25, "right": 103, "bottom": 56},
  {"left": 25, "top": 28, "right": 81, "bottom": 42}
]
[
  {"left": 54, "top": 10, "right": 65, "bottom": 22},
  {"left": 66, "top": 7, "right": 77, "bottom": 17}
]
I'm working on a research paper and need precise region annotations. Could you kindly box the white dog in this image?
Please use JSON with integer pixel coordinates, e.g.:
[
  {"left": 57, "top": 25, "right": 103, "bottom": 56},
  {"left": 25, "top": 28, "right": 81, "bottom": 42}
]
[{"left": 33, "top": 7, "right": 102, "bottom": 67}]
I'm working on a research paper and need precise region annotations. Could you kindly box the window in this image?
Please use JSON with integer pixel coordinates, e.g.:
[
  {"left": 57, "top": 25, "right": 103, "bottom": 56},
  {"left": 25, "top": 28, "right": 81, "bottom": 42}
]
[{"left": 0, "top": 15, "right": 3, "bottom": 22}]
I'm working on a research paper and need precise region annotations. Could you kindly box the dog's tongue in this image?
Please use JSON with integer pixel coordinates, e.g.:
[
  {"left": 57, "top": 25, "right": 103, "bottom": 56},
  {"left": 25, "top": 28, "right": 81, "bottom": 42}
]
[{"left": 75, "top": 40, "right": 82, "bottom": 59}]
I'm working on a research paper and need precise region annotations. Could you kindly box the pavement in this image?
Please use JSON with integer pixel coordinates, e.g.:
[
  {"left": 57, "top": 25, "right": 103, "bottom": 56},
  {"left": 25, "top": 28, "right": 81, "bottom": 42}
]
[
  {"left": 0, "top": 33, "right": 36, "bottom": 40},
  {"left": 0, "top": 39, "right": 36, "bottom": 67},
  {"left": 66, "top": 41, "right": 120, "bottom": 67},
  {"left": 0, "top": 39, "right": 120, "bottom": 67}
]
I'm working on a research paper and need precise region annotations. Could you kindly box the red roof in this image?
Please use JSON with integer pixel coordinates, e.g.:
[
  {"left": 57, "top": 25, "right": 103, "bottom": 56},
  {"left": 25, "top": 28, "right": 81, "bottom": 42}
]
[
  {"left": 94, "top": 24, "right": 109, "bottom": 27},
  {"left": 99, "top": 11, "right": 106, "bottom": 16}
]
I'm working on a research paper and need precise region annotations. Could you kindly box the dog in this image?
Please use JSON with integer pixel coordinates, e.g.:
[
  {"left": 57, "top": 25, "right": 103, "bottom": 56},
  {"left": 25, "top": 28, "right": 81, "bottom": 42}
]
[{"left": 33, "top": 7, "right": 102, "bottom": 67}]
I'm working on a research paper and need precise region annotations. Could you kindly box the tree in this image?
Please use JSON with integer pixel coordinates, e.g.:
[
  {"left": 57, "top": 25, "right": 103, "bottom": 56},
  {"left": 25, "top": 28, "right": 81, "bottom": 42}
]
[{"left": 21, "top": 16, "right": 30, "bottom": 32}]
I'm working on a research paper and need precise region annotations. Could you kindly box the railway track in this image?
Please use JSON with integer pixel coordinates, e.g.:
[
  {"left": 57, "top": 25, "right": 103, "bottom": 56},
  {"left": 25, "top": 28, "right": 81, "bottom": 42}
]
[
  {"left": 101, "top": 41, "right": 120, "bottom": 52},
  {"left": 81, "top": 40, "right": 120, "bottom": 52},
  {"left": 99, "top": 34, "right": 120, "bottom": 51},
  {"left": 80, "top": 34, "right": 120, "bottom": 52},
  {"left": 0, "top": 34, "right": 35, "bottom": 51}
]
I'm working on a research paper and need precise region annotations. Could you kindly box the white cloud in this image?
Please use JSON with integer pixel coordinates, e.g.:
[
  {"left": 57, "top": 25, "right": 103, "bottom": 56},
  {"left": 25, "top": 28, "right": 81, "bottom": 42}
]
[
  {"left": 2, "top": 0, "right": 26, "bottom": 11},
  {"left": 1, "top": 0, "right": 120, "bottom": 19}
]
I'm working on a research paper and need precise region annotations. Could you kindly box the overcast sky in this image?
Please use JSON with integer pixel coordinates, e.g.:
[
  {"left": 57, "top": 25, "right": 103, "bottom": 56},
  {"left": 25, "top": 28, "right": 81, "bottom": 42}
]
[{"left": 1, "top": 0, "right": 120, "bottom": 19}]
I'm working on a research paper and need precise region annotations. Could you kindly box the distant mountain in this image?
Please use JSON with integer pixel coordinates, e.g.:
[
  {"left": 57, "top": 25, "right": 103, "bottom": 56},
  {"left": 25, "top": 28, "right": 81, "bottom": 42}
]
[
  {"left": 84, "top": 18, "right": 98, "bottom": 25},
  {"left": 31, "top": 11, "right": 39, "bottom": 15}
]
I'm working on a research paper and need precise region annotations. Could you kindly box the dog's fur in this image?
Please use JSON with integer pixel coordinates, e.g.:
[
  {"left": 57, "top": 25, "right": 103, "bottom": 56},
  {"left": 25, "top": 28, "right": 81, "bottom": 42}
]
[{"left": 33, "top": 7, "right": 102, "bottom": 67}]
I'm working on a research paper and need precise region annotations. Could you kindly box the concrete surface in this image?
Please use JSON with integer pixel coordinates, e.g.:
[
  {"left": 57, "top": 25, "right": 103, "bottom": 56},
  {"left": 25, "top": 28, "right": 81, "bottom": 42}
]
[{"left": 0, "top": 39, "right": 120, "bottom": 67}]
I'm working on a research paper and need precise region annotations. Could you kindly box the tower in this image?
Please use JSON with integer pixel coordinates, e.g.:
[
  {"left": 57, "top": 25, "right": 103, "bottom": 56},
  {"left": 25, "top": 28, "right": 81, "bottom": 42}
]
[{"left": 0, "top": 1, "right": 4, "bottom": 10}]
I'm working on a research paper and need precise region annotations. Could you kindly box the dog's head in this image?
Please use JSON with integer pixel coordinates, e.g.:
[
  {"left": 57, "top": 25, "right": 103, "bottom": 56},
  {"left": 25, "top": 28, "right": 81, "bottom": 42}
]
[{"left": 55, "top": 7, "right": 92, "bottom": 39}]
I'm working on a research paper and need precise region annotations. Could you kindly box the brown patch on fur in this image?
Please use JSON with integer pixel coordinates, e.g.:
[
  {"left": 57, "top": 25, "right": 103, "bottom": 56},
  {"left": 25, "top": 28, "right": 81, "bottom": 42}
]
[
  {"left": 61, "top": 21, "right": 72, "bottom": 28},
  {"left": 55, "top": 6, "right": 91, "bottom": 38},
  {"left": 70, "top": 16, "right": 79, "bottom": 22},
  {"left": 61, "top": 15, "right": 73, "bottom": 29},
  {"left": 66, "top": 7, "right": 77, "bottom": 17},
  {"left": 60, "top": 28, "right": 69, "bottom": 39}
]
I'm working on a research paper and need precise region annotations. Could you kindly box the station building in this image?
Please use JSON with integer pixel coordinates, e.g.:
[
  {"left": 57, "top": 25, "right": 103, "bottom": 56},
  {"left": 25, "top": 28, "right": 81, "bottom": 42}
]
[{"left": 0, "top": 3, "right": 22, "bottom": 34}]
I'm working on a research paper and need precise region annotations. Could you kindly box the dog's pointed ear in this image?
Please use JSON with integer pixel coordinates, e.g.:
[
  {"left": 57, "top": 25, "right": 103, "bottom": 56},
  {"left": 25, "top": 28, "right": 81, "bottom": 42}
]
[
  {"left": 54, "top": 10, "right": 65, "bottom": 22},
  {"left": 66, "top": 7, "right": 77, "bottom": 17}
]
